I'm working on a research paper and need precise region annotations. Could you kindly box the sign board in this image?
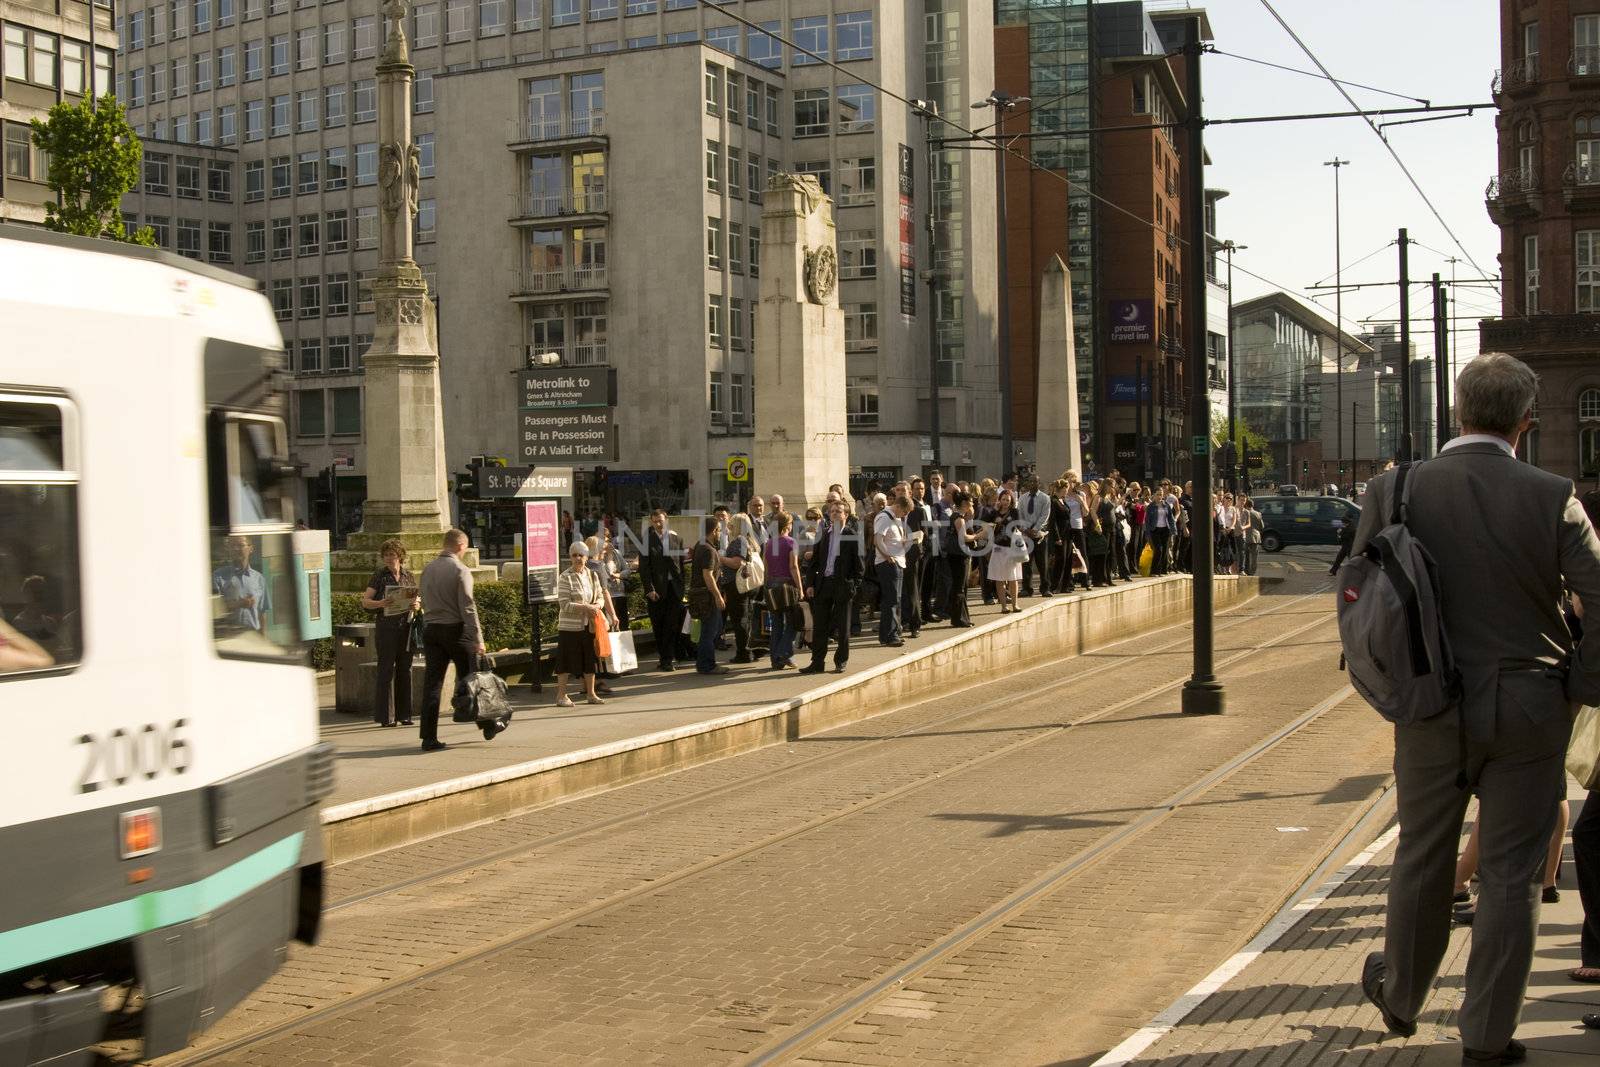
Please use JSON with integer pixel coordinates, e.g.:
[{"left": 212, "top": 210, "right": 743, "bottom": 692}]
[
  {"left": 477, "top": 465, "right": 575, "bottom": 499},
  {"left": 1108, "top": 299, "right": 1154, "bottom": 344},
  {"left": 518, "top": 367, "right": 618, "bottom": 463},
  {"left": 1106, "top": 375, "right": 1152, "bottom": 404},
  {"left": 726, "top": 454, "right": 750, "bottom": 482},
  {"left": 523, "top": 500, "right": 561, "bottom": 605},
  {"left": 898, "top": 143, "right": 916, "bottom": 321},
  {"left": 1191, "top": 436, "right": 1210, "bottom": 457}
]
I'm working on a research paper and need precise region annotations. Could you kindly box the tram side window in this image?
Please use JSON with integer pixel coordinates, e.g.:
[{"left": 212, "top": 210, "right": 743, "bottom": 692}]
[
  {"left": 207, "top": 413, "right": 301, "bottom": 661},
  {"left": 0, "top": 397, "right": 83, "bottom": 676}
]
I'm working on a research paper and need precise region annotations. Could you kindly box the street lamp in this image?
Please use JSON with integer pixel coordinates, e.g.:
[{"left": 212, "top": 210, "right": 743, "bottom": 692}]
[
  {"left": 972, "top": 90, "right": 1029, "bottom": 477},
  {"left": 1324, "top": 158, "right": 1351, "bottom": 492},
  {"left": 1221, "top": 240, "right": 1247, "bottom": 493}
]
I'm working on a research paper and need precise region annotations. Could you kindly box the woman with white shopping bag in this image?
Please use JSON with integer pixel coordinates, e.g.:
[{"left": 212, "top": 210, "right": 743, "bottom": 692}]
[{"left": 553, "top": 542, "right": 606, "bottom": 708}]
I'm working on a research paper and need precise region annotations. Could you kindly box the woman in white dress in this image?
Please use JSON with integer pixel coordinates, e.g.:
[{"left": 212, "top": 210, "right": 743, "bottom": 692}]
[{"left": 986, "top": 521, "right": 1026, "bottom": 613}]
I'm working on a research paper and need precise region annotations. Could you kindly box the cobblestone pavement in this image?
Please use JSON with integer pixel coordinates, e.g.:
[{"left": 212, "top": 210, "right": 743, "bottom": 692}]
[{"left": 119, "top": 552, "right": 1402, "bottom": 1067}]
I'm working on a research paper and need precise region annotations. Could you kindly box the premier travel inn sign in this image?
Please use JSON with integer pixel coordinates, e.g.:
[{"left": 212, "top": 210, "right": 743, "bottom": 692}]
[{"left": 518, "top": 367, "right": 619, "bottom": 462}]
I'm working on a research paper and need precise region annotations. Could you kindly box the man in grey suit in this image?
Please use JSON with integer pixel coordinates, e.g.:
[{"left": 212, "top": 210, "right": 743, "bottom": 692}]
[{"left": 1355, "top": 353, "right": 1600, "bottom": 1064}]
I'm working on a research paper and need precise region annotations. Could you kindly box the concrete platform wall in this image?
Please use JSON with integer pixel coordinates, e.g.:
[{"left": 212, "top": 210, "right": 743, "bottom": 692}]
[{"left": 322, "top": 575, "right": 1257, "bottom": 864}]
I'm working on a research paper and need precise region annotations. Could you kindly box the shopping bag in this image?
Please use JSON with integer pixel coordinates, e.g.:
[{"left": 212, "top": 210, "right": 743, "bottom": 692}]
[
  {"left": 681, "top": 610, "right": 693, "bottom": 636},
  {"left": 1568, "top": 705, "right": 1600, "bottom": 790},
  {"left": 1138, "top": 543, "right": 1154, "bottom": 577},
  {"left": 453, "top": 656, "right": 512, "bottom": 724},
  {"left": 592, "top": 612, "right": 612, "bottom": 660},
  {"left": 606, "top": 630, "right": 639, "bottom": 674}
]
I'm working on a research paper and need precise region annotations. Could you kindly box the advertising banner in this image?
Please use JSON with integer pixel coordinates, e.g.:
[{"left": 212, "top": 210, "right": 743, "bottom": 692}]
[
  {"left": 1106, "top": 375, "right": 1152, "bottom": 404},
  {"left": 1108, "top": 299, "right": 1154, "bottom": 343},
  {"left": 523, "top": 499, "right": 561, "bottom": 604},
  {"left": 898, "top": 143, "right": 916, "bottom": 321}
]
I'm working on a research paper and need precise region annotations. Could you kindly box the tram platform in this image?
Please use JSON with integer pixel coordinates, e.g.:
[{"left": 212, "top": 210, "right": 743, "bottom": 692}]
[
  {"left": 312, "top": 572, "right": 1259, "bottom": 863},
  {"left": 1094, "top": 778, "right": 1599, "bottom": 1067}
]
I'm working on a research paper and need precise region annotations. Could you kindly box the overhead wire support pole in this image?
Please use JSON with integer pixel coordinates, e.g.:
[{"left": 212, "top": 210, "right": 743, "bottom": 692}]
[
  {"left": 972, "top": 91, "right": 1026, "bottom": 477},
  {"left": 1326, "top": 158, "right": 1349, "bottom": 490},
  {"left": 1398, "top": 228, "right": 1413, "bottom": 462},
  {"left": 1181, "top": 16, "right": 1223, "bottom": 718},
  {"left": 1433, "top": 273, "right": 1450, "bottom": 451}
]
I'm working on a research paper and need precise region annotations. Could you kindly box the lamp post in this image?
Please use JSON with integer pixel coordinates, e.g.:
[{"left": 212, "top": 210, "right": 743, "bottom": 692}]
[
  {"left": 1324, "top": 158, "right": 1350, "bottom": 491},
  {"left": 972, "top": 89, "right": 1029, "bottom": 477},
  {"left": 913, "top": 98, "right": 942, "bottom": 474},
  {"left": 1222, "top": 240, "right": 1247, "bottom": 493}
]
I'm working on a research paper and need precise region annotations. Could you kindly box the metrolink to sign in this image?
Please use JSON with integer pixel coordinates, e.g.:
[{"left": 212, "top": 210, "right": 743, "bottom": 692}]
[{"left": 518, "top": 367, "right": 618, "bottom": 462}]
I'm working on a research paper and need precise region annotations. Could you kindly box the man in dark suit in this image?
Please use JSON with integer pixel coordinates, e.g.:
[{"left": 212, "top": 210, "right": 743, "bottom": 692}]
[
  {"left": 801, "top": 498, "right": 864, "bottom": 674},
  {"left": 1355, "top": 353, "right": 1600, "bottom": 1065},
  {"left": 638, "top": 508, "right": 686, "bottom": 671}
]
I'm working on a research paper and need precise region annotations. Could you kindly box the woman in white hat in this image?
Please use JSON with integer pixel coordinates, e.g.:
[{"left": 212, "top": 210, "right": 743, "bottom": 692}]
[{"left": 553, "top": 541, "right": 606, "bottom": 707}]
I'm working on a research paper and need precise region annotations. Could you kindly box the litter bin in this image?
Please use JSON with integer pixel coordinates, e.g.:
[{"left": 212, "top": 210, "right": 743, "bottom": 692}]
[{"left": 334, "top": 622, "right": 376, "bottom": 716}]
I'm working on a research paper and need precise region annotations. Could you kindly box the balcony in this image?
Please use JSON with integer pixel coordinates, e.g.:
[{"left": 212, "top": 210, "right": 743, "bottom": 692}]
[
  {"left": 512, "top": 266, "right": 609, "bottom": 299},
  {"left": 1491, "top": 54, "right": 1539, "bottom": 98},
  {"left": 1480, "top": 313, "right": 1600, "bottom": 353},
  {"left": 1158, "top": 333, "right": 1184, "bottom": 356},
  {"left": 520, "top": 342, "right": 610, "bottom": 366},
  {"left": 1486, "top": 166, "right": 1540, "bottom": 223},
  {"left": 1165, "top": 281, "right": 1181, "bottom": 303},
  {"left": 1165, "top": 231, "right": 1179, "bottom": 252},
  {"left": 1572, "top": 46, "right": 1600, "bottom": 79},
  {"left": 844, "top": 337, "right": 878, "bottom": 352},
  {"left": 1564, "top": 160, "right": 1600, "bottom": 207},
  {"left": 512, "top": 113, "right": 607, "bottom": 147},
  {"left": 512, "top": 186, "right": 609, "bottom": 221}
]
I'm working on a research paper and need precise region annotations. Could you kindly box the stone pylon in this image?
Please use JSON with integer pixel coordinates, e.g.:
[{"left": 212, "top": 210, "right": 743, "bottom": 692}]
[
  {"left": 1034, "top": 255, "right": 1083, "bottom": 481},
  {"left": 331, "top": 0, "right": 457, "bottom": 590},
  {"left": 751, "top": 174, "right": 849, "bottom": 514}
]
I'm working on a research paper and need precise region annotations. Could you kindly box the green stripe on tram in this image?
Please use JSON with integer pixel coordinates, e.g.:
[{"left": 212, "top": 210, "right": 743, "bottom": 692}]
[{"left": 0, "top": 832, "right": 304, "bottom": 974}]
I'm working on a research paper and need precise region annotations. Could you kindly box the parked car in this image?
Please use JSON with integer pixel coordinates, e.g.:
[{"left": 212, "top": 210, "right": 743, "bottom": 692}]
[
  {"left": 1276, "top": 484, "right": 1300, "bottom": 496},
  {"left": 1255, "top": 495, "right": 1361, "bottom": 553}
]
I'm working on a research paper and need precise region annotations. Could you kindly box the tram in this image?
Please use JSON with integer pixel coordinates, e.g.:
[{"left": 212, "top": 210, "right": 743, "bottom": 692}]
[{"left": 0, "top": 225, "right": 332, "bottom": 1064}]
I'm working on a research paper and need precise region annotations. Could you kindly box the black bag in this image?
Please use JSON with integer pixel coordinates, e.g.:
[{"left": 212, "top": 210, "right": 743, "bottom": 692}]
[
  {"left": 686, "top": 585, "right": 713, "bottom": 621},
  {"left": 452, "top": 656, "right": 513, "bottom": 725},
  {"left": 765, "top": 584, "right": 800, "bottom": 612}
]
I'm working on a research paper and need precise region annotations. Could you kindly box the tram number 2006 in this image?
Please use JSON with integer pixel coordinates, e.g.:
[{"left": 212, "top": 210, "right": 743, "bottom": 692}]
[{"left": 76, "top": 720, "right": 192, "bottom": 794}]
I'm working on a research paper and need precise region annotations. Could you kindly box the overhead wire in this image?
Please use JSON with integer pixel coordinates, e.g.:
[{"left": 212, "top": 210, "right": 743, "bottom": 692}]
[
  {"left": 1209, "top": 48, "right": 1431, "bottom": 105},
  {"left": 1309, "top": 240, "right": 1396, "bottom": 288},
  {"left": 1256, "top": 0, "right": 1501, "bottom": 297}
]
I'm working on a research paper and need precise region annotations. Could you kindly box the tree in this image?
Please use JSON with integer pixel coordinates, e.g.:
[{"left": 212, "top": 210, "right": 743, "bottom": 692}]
[
  {"left": 1210, "top": 413, "right": 1271, "bottom": 483},
  {"left": 29, "top": 96, "right": 154, "bottom": 246}
]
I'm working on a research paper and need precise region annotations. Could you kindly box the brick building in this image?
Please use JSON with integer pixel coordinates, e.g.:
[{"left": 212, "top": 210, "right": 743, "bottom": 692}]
[{"left": 1481, "top": 0, "right": 1600, "bottom": 481}]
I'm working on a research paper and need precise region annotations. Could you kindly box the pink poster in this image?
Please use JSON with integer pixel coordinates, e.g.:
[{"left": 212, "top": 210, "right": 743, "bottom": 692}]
[{"left": 524, "top": 500, "right": 561, "bottom": 603}]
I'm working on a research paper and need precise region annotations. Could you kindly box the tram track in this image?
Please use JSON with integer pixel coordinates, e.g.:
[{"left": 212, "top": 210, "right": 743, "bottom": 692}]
[
  {"left": 323, "top": 585, "right": 1330, "bottom": 916},
  {"left": 156, "top": 592, "right": 1338, "bottom": 1067}
]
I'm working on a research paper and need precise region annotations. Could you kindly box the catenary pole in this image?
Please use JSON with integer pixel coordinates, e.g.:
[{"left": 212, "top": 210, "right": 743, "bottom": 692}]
[
  {"left": 1398, "top": 228, "right": 1413, "bottom": 461},
  {"left": 1182, "top": 16, "right": 1223, "bottom": 716},
  {"left": 1325, "top": 159, "right": 1349, "bottom": 488},
  {"left": 1433, "top": 273, "right": 1448, "bottom": 451}
]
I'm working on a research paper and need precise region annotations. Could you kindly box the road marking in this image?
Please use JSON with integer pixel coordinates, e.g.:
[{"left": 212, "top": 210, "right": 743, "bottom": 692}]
[{"left": 1090, "top": 810, "right": 1400, "bottom": 1067}]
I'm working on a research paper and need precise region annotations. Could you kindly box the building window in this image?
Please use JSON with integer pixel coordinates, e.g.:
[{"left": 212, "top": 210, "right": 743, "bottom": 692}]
[
  {"left": 414, "top": 3, "right": 439, "bottom": 46},
  {"left": 706, "top": 217, "right": 723, "bottom": 270},
  {"left": 297, "top": 389, "right": 326, "bottom": 435},
  {"left": 766, "top": 84, "right": 780, "bottom": 135},
  {"left": 354, "top": 79, "right": 377, "bottom": 122},
  {"left": 208, "top": 161, "right": 233, "bottom": 202},
  {"left": 245, "top": 160, "right": 265, "bottom": 201},
  {"left": 731, "top": 372, "right": 747, "bottom": 425},
  {"left": 332, "top": 388, "right": 362, "bottom": 436},
  {"left": 726, "top": 147, "right": 742, "bottom": 199},
  {"left": 836, "top": 11, "right": 873, "bottom": 61},
  {"left": 415, "top": 198, "right": 437, "bottom": 243},
  {"left": 847, "top": 376, "right": 879, "bottom": 427},
  {"left": 481, "top": 0, "right": 509, "bottom": 34},
  {"left": 728, "top": 222, "right": 743, "bottom": 273},
  {"left": 271, "top": 94, "right": 291, "bottom": 137},
  {"left": 1580, "top": 230, "right": 1600, "bottom": 312},
  {"left": 245, "top": 99, "right": 265, "bottom": 141},
  {"left": 326, "top": 84, "right": 347, "bottom": 127},
  {"left": 298, "top": 213, "right": 321, "bottom": 257},
  {"left": 356, "top": 206, "right": 378, "bottom": 249},
  {"left": 294, "top": 339, "right": 319, "bottom": 375},
  {"left": 552, "top": 0, "right": 579, "bottom": 26},
  {"left": 244, "top": 38, "right": 262, "bottom": 82},
  {"left": 748, "top": 154, "right": 762, "bottom": 200},
  {"left": 245, "top": 220, "right": 266, "bottom": 263},
  {"left": 297, "top": 26, "right": 318, "bottom": 70},
  {"left": 328, "top": 336, "right": 352, "bottom": 373},
  {"left": 355, "top": 142, "right": 378, "bottom": 186},
  {"left": 171, "top": 56, "right": 188, "bottom": 97},
  {"left": 219, "top": 0, "right": 237, "bottom": 26},
  {"left": 708, "top": 295, "right": 725, "bottom": 345},
  {"left": 837, "top": 84, "right": 876, "bottom": 133},
  {"left": 795, "top": 160, "right": 830, "bottom": 194},
  {"left": 572, "top": 301, "right": 607, "bottom": 364},
  {"left": 327, "top": 272, "right": 350, "bottom": 315},
  {"left": 174, "top": 219, "right": 200, "bottom": 260},
  {"left": 749, "top": 226, "right": 760, "bottom": 277},
  {"left": 326, "top": 211, "right": 349, "bottom": 254},
  {"left": 143, "top": 153, "right": 170, "bottom": 195},
  {"left": 325, "top": 145, "right": 349, "bottom": 190},
  {"left": 1584, "top": 427, "right": 1600, "bottom": 478},
  {"left": 706, "top": 140, "right": 722, "bottom": 191},
  {"left": 299, "top": 277, "right": 320, "bottom": 319},
  {"left": 707, "top": 25, "right": 738, "bottom": 55},
  {"left": 353, "top": 15, "right": 379, "bottom": 58},
  {"left": 218, "top": 105, "right": 238, "bottom": 146},
  {"left": 417, "top": 133, "right": 435, "bottom": 178},
  {"left": 268, "top": 33, "right": 288, "bottom": 76},
  {"left": 271, "top": 216, "right": 292, "bottom": 260},
  {"left": 587, "top": 0, "right": 616, "bottom": 21},
  {"left": 705, "top": 62, "right": 722, "bottom": 114},
  {"left": 795, "top": 88, "right": 829, "bottom": 137},
  {"left": 195, "top": 110, "right": 214, "bottom": 146},
  {"left": 145, "top": 215, "right": 169, "bottom": 247},
  {"left": 709, "top": 371, "right": 726, "bottom": 422},
  {"left": 792, "top": 15, "right": 828, "bottom": 65},
  {"left": 839, "top": 156, "right": 876, "bottom": 205},
  {"left": 839, "top": 229, "right": 877, "bottom": 279},
  {"left": 730, "top": 298, "right": 745, "bottom": 349},
  {"left": 176, "top": 156, "right": 202, "bottom": 199},
  {"left": 1582, "top": 388, "right": 1600, "bottom": 422},
  {"left": 271, "top": 155, "right": 292, "bottom": 197},
  {"left": 208, "top": 223, "right": 233, "bottom": 264},
  {"left": 1525, "top": 234, "right": 1540, "bottom": 314},
  {"left": 415, "top": 70, "right": 435, "bottom": 114},
  {"left": 748, "top": 20, "right": 781, "bottom": 68},
  {"left": 845, "top": 303, "right": 877, "bottom": 350},
  {"left": 514, "top": 0, "right": 540, "bottom": 29},
  {"left": 324, "top": 21, "right": 346, "bottom": 64}
]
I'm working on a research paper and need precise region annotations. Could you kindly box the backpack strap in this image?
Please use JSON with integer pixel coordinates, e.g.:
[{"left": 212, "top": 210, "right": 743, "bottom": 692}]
[
  {"left": 1392, "top": 461, "right": 1418, "bottom": 527},
  {"left": 1370, "top": 532, "right": 1434, "bottom": 677}
]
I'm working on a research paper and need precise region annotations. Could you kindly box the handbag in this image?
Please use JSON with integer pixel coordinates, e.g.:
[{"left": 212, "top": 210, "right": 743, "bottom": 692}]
[
  {"left": 605, "top": 630, "right": 639, "bottom": 674},
  {"left": 765, "top": 583, "right": 799, "bottom": 612},
  {"left": 736, "top": 540, "right": 766, "bottom": 594},
  {"left": 686, "top": 585, "right": 713, "bottom": 620},
  {"left": 1569, "top": 705, "right": 1600, "bottom": 789},
  {"left": 592, "top": 610, "right": 612, "bottom": 660},
  {"left": 452, "top": 655, "right": 513, "bottom": 725}
]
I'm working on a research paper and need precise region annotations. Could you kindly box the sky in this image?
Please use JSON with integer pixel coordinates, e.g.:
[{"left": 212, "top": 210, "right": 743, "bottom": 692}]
[{"left": 1171, "top": 0, "right": 1503, "bottom": 361}]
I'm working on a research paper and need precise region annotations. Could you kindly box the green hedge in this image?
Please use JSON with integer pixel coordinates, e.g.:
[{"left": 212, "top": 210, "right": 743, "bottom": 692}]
[{"left": 312, "top": 579, "right": 647, "bottom": 671}]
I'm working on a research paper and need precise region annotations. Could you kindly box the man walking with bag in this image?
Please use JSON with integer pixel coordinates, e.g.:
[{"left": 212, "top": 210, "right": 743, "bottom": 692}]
[
  {"left": 1354, "top": 353, "right": 1600, "bottom": 1064},
  {"left": 418, "top": 528, "right": 487, "bottom": 753}
]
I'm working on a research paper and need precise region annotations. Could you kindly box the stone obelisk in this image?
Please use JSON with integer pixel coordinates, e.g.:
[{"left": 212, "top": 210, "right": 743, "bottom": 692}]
[
  {"left": 751, "top": 174, "right": 849, "bottom": 512},
  {"left": 331, "top": 0, "right": 453, "bottom": 590},
  {"left": 1034, "top": 255, "right": 1083, "bottom": 480}
]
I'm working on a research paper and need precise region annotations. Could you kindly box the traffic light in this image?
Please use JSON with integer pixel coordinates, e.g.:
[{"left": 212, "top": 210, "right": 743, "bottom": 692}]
[
  {"left": 454, "top": 470, "right": 475, "bottom": 495},
  {"left": 1301, "top": 460, "right": 1310, "bottom": 476}
]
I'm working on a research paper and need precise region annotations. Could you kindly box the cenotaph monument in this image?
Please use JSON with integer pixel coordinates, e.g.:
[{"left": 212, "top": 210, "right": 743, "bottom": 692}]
[
  {"left": 751, "top": 174, "right": 850, "bottom": 513},
  {"left": 331, "top": 0, "right": 458, "bottom": 590},
  {"left": 1034, "top": 255, "right": 1084, "bottom": 480}
]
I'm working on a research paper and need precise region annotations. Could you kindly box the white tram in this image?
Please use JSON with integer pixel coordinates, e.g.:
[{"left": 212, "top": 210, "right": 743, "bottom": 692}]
[{"left": 0, "top": 224, "right": 332, "bottom": 1064}]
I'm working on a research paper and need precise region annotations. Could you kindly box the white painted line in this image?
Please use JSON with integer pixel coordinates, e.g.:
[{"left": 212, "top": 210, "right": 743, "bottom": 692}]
[{"left": 1089, "top": 822, "right": 1400, "bottom": 1067}]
